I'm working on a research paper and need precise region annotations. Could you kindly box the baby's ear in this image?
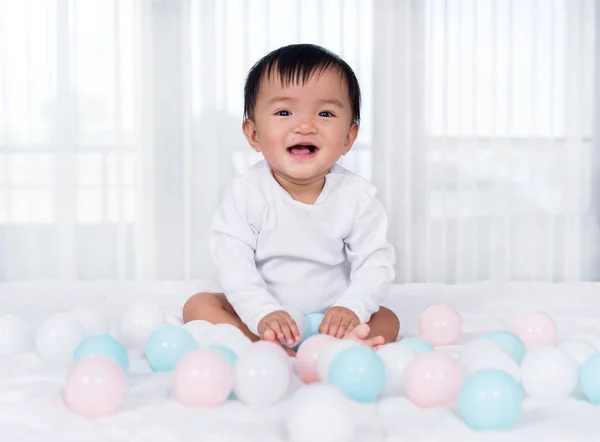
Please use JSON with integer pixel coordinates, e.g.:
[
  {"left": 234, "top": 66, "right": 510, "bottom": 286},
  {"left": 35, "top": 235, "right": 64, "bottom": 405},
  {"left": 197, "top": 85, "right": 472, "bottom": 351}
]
[
  {"left": 242, "top": 119, "right": 261, "bottom": 153},
  {"left": 342, "top": 122, "right": 359, "bottom": 155}
]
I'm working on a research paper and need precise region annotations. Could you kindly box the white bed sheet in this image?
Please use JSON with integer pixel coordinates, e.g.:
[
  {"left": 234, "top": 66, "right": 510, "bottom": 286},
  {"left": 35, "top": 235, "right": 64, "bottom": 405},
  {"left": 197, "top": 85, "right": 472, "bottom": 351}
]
[{"left": 0, "top": 280, "right": 599, "bottom": 442}]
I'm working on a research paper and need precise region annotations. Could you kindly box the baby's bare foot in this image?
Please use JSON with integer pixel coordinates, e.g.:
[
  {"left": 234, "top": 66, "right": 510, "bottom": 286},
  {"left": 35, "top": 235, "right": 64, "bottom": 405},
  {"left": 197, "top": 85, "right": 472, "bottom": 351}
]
[{"left": 344, "top": 324, "right": 385, "bottom": 350}]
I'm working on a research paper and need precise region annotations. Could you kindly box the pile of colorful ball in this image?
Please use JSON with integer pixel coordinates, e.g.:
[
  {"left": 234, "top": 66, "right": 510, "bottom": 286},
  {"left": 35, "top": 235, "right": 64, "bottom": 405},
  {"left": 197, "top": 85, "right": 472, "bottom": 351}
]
[{"left": 2, "top": 301, "right": 600, "bottom": 440}]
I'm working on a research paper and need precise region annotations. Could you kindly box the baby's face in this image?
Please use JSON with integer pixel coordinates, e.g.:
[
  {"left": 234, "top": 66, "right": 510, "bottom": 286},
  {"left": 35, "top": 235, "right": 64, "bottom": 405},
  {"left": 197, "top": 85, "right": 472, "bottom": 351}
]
[{"left": 243, "top": 69, "right": 358, "bottom": 185}]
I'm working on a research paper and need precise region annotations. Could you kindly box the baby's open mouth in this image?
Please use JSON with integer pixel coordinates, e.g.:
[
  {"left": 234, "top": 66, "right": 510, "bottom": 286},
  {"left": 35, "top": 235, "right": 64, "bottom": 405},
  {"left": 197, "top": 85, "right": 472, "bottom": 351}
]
[{"left": 287, "top": 144, "right": 319, "bottom": 157}]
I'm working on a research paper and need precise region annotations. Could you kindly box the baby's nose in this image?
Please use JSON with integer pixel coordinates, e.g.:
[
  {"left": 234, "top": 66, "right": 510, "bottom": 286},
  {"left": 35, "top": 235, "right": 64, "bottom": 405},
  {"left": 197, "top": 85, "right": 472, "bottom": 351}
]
[{"left": 294, "top": 118, "right": 317, "bottom": 134}]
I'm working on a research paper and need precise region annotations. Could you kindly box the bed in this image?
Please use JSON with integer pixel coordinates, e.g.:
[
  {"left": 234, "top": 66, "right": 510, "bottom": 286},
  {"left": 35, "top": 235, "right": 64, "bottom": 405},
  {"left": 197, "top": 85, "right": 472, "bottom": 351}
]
[{"left": 0, "top": 280, "right": 598, "bottom": 441}]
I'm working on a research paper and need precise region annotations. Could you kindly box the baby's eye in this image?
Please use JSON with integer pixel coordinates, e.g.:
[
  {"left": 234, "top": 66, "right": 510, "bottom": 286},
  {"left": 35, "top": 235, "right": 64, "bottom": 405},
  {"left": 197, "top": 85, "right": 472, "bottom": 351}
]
[
  {"left": 319, "top": 111, "right": 334, "bottom": 117},
  {"left": 275, "top": 110, "right": 291, "bottom": 117}
]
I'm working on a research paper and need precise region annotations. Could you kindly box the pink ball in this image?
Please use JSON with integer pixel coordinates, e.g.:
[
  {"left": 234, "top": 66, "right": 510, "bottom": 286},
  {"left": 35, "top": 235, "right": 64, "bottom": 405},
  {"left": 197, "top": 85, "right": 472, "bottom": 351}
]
[
  {"left": 512, "top": 312, "right": 558, "bottom": 350},
  {"left": 248, "top": 340, "right": 291, "bottom": 369},
  {"left": 418, "top": 305, "right": 462, "bottom": 346},
  {"left": 404, "top": 352, "right": 463, "bottom": 408},
  {"left": 63, "top": 357, "right": 126, "bottom": 418},
  {"left": 295, "top": 334, "right": 337, "bottom": 383},
  {"left": 173, "top": 350, "right": 234, "bottom": 407}
]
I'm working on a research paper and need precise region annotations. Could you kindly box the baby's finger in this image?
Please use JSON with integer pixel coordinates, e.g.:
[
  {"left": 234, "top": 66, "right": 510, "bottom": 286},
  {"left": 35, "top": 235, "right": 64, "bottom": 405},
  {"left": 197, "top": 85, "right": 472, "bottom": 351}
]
[
  {"left": 268, "top": 320, "right": 285, "bottom": 341},
  {"left": 336, "top": 318, "right": 352, "bottom": 339},
  {"left": 288, "top": 318, "right": 301, "bottom": 343},
  {"left": 342, "top": 318, "right": 358, "bottom": 337},
  {"left": 280, "top": 321, "right": 295, "bottom": 346},
  {"left": 326, "top": 314, "right": 341, "bottom": 337},
  {"left": 319, "top": 313, "right": 333, "bottom": 334},
  {"left": 261, "top": 325, "right": 276, "bottom": 341}
]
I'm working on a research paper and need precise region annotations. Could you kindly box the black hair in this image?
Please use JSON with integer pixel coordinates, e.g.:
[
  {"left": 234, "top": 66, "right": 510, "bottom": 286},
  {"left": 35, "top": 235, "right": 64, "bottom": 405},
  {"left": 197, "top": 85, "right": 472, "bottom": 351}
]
[{"left": 243, "top": 43, "right": 361, "bottom": 124}]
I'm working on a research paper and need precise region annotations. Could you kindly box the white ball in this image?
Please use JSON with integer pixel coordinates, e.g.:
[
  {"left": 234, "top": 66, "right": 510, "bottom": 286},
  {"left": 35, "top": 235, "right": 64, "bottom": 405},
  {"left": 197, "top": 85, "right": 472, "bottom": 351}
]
[
  {"left": 521, "top": 346, "right": 577, "bottom": 399},
  {"left": 183, "top": 320, "right": 213, "bottom": 343},
  {"left": 119, "top": 302, "right": 165, "bottom": 346},
  {"left": 377, "top": 343, "right": 417, "bottom": 396},
  {"left": 459, "top": 338, "right": 505, "bottom": 369},
  {"left": 0, "top": 315, "right": 30, "bottom": 355},
  {"left": 317, "top": 339, "right": 360, "bottom": 383},
  {"left": 286, "top": 384, "right": 355, "bottom": 442},
  {"left": 199, "top": 324, "right": 252, "bottom": 355},
  {"left": 558, "top": 340, "right": 597, "bottom": 365},
  {"left": 70, "top": 306, "right": 108, "bottom": 335},
  {"left": 464, "top": 347, "right": 521, "bottom": 381},
  {"left": 280, "top": 306, "right": 307, "bottom": 348},
  {"left": 234, "top": 348, "right": 290, "bottom": 406},
  {"left": 35, "top": 313, "right": 87, "bottom": 364}
]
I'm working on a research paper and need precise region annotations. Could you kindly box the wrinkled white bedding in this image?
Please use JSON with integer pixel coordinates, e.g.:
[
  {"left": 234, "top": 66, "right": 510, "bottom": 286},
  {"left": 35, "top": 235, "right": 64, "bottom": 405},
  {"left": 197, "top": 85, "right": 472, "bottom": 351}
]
[{"left": 0, "top": 280, "right": 599, "bottom": 442}]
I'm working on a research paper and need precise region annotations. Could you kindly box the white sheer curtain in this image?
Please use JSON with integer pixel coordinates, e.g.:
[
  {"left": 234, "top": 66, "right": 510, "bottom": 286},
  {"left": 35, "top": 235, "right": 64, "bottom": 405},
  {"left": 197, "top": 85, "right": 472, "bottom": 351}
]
[
  {"left": 0, "top": 0, "right": 598, "bottom": 283},
  {"left": 374, "top": 0, "right": 599, "bottom": 283}
]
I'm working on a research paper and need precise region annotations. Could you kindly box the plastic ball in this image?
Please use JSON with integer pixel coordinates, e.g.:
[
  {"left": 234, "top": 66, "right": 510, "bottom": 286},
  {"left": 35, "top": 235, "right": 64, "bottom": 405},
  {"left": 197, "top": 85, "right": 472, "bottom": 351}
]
[
  {"left": 459, "top": 338, "right": 505, "bottom": 369},
  {"left": 198, "top": 323, "right": 252, "bottom": 355},
  {"left": 483, "top": 330, "right": 526, "bottom": 364},
  {"left": 183, "top": 319, "right": 213, "bottom": 343},
  {"left": 520, "top": 346, "right": 577, "bottom": 399},
  {"left": 145, "top": 325, "right": 197, "bottom": 372},
  {"left": 317, "top": 339, "right": 360, "bottom": 383},
  {"left": 119, "top": 302, "right": 165, "bottom": 346},
  {"left": 404, "top": 352, "right": 463, "bottom": 408},
  {"left": 418, "top": 305, "right": 462, "bottom": 346},
  {"left": 329, "top": 346, "right": 385, "bottom": 403},
  {"left": 247, "top": 340, "right": 291, "bottom": 369},
  {"left": 208, "top": 345, "right": 238, "bottom": 366},
  {"left": 63, "top": 357, "right": 126, "bottom": 417},
  {"left": 512, "top": 312, "right": 558, "bottom": 351},
  {"left": 558, "top": 340, "right": 597, "bottom": 365},
  {"left": 73, "top": 334, "right": 130, "bottom": 372},
  {"left": 173, "top": 350, "right": 234, "bottom": 407},
  {"left": 464, "top": 347, "right": 521, "bottom": 381},
  {"left": 0, "top": 315, "right": 30, "bottom": 355},
  {"left": 579, "top": 352, "right": 600, "bottom": 404},
  {"left": 303, "top": 313, "right": 325, "bottom": 341},
  {"left": 35, "top": 313, "right": 87, "bottom": 365},
  {"left": 398, "top": 337, "right": 434, "bottom": 354},
  {"left": 459, "top": 369, "right": 524, "bottom": 430},
  {"left": 296, "top": 334, "right": 337, "bottom": 384},
  {"left": 70, "top": 306, "right": 108, "bottom": 335},
  {"left": 234, "top": 347, "right": 290, "bottom": 406},
  {"left": 286, "top": 384, "right": 355, "bottom": 442},
  {"left": 377, "top": 343, "right": 417, "bottom": 396}
]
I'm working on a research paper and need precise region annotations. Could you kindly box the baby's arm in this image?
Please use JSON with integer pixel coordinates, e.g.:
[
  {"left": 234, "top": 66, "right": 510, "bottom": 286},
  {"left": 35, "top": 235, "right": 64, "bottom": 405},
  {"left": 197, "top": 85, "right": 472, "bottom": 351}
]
[
  {"left": 330, "top": 188, "right": 395, "bottom": 327},
  {"left": 210, "top": 183, "right": 287, "bottom": 337}
]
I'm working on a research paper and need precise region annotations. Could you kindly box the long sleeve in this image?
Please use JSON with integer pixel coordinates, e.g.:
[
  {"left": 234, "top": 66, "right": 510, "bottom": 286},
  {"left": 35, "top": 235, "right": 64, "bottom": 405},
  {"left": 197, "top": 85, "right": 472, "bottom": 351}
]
[
  {"left": 332, "top": 189, "right": 396, "bottom": 323},
  {"left": 209, "top": 182, "right": 282, "bottom": 336}
]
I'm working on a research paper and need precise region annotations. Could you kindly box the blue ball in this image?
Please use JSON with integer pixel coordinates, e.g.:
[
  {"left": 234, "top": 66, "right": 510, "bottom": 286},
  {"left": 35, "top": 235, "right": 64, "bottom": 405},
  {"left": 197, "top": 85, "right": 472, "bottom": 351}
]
[
  {"left": 459, "top": 369, "right": 524, "bottom": 430},
  {"left": 145, "top": 325, "right": 197, "bottom": 372},
  {"left": 329, "top": 346, "right": 385, "bottom": 403},
  {"left": 400, "top": 337, "right": 434, "bottom": 354},
  {"left": 579, "top": 352, "right": 600, "bottom": 404},
  {"left": 304, "top": 313, "right": 325, "bottom": 339},
  {"left": 292, "top": 312, "right": 326, "bottom": 351},
  {"left": 73, "top": 334, "right": 130, "bottom": 372},
  {"left": 484, "top": 330, "right": 526, "bottom": 364},
  {"left": 208, "top": 345, "right": 238, "bottom": 366}
]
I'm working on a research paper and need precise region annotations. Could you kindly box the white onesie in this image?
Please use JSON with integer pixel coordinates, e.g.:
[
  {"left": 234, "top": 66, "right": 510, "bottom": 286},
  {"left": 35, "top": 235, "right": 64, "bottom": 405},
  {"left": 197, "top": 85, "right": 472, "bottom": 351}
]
[{"left": 209, "top": 160, "right": 395, "bottom": 336}]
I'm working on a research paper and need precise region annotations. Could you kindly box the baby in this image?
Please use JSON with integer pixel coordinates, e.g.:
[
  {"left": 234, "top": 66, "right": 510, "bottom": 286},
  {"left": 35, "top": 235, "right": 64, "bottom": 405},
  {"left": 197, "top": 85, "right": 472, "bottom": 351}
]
[{"left": 183, "top": 43, "right": 400, "bottom": 351}]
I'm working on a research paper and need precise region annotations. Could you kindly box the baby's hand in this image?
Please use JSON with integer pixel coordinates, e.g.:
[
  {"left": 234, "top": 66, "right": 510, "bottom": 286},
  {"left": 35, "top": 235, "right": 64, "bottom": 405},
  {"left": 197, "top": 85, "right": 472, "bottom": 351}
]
[
  {"left": 257, "top": 310, "right": 301, "bottom": 346},
  {"left": 320, "top": 307, "right": 360, "bottom": 339}
]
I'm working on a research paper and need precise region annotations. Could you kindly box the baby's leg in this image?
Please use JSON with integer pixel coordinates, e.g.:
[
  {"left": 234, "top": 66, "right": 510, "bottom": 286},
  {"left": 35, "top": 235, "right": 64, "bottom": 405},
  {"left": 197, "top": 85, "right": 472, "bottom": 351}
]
[
  {"left": 366, "top": 306, "right": 400, "bottom": 343},
  {"left": 182, "top": 292, "right": 259, "bottom": 342},
  {"left": 346, "top": 307, "right": 400, "bottom": 349}
]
